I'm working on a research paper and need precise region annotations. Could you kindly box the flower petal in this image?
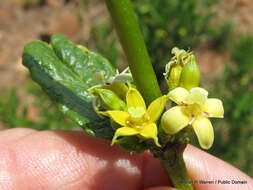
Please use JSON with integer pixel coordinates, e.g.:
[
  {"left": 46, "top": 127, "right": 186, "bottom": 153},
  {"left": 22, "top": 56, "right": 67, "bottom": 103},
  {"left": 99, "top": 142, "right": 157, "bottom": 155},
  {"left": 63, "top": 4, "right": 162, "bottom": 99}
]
[
  {"left": 107, "top": 111, "right": 130, "bottom": 126},
  {"left": 147, "top": 95, "right": 167, "bottom": 122},
  {"left": 186, "top": 87, "right": 208, "bottom": 105},
  {"left": 203, "top": 98, "right": 224, "bottom": 118},
  {"left": 189, "top": 87, "right": 208, "bottom": 96},
  {"left": 126, "top": 88, "right": 146, "bottom": 109},
  {"left": 161, "top": 106, "right": 190, "bottom": 134},
  {"left": 168, "top": 87, "right": 189, "bottom": 104},
  {"left": 192, "top": 117, "right": 214, "bottom": 150},
  {"left": 139, "top": 123, "right": 161, "bottom": 147},
  {"left": 112, "top": 127, "right": 139, "bottom": 145}
]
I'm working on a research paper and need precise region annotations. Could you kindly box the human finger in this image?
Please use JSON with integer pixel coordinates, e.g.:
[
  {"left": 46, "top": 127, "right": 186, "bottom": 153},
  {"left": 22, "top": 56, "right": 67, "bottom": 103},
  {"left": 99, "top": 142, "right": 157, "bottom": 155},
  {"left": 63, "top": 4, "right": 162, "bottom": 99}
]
[
  {"left": 183, "top": 145, "right": 253, "bottom": 190},
  {"left": 0, "top": 129, "right": 144, "bottom": 190}
]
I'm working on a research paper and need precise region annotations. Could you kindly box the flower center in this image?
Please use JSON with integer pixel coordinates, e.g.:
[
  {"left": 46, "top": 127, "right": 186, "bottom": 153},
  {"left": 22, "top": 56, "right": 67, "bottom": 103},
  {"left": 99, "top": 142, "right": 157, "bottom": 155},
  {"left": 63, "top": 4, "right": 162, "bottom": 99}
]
[
  {"left": 128, "top": 107, "right": 146, "bottom": 120},
  {"left": 186, "top": 104, "right": 202, "bottom": 117}
]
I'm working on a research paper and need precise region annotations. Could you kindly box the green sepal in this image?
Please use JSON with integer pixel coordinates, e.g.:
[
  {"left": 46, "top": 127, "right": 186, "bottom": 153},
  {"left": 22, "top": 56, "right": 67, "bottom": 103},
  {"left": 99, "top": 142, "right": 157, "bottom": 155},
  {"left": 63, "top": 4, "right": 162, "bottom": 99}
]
[
  {"left": 110, "top": 120, "right": 122, "bottom": 130},
  {"left": 22, "top": 34, "right": 116, "bottom": 140}
]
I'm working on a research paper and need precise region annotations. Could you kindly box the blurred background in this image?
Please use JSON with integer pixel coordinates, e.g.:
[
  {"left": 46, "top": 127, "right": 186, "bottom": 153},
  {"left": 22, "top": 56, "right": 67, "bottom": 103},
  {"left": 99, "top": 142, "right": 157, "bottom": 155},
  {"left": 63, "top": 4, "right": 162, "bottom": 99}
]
[{"left": 0, "top": 0, "right": 252, "bottom": 176}]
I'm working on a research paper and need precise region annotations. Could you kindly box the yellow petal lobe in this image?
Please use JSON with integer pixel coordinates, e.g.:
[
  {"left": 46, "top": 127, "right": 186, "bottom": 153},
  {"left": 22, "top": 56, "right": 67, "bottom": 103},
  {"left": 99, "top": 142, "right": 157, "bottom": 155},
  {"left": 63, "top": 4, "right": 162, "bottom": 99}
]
[
  {"left": 189, "top": 87, "right": 208, "bottom": 96},
  {"left": 107, "top": 111, "right": 130, "bottom": 126},
  {"left": 186, "top": 88, "right": 208, "bottom": 105},
  {"left": 161, "top": 106, "right": 190, "bottom": 134},
  {"left": 147, "top": 95, "right": 167, "bottom": 122},
  {"left": 203, "top": 98, "right": 224, "bottom": 118},
  {"left": 139, "top": 123, "right": 161, "bottom": 147},
  {"left": 168, "top": 87, "right": 189, "bottom": 105},
  {"left": 112, "top": 127, "right": 139, "bottom": 145},
  {"left": 126, "top": 88, "right": 146, "bottom": 109},
  {"left": 192, "top": 117, "right": 214, "bottom": 150}
]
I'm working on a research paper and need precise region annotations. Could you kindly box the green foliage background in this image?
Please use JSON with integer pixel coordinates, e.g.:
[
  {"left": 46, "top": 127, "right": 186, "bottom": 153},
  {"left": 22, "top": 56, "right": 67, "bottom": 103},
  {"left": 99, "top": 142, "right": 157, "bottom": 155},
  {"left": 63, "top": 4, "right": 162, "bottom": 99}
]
[{"left": 0, "top": 0, "right": 252, "bottom": 176}]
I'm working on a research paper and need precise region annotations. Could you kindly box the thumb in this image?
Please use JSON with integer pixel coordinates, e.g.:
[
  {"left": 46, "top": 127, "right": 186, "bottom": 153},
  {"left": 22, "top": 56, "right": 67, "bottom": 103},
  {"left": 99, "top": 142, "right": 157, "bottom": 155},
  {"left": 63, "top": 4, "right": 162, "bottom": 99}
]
[{"left": 184, "top": 145, "right": 253, "bottom": 190}]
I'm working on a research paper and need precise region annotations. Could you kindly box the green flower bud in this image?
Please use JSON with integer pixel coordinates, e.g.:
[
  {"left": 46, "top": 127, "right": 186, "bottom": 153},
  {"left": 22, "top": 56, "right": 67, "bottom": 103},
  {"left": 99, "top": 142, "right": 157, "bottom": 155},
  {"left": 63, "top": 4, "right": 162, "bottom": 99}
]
[
  {"left": 167, "top": 65, "right": 182, "bottom": 91},
  {"left": 105, "top": 82, "right": 128, "bottom": 100},
  {"left": 90, "top": 87, "right": 127, "bottom": 111},
  {"left": 179, "top": 55, "right": 200, "bottom": 90},
  {"left": 164, "top": 47, "right": 190, "bottom": 91}
]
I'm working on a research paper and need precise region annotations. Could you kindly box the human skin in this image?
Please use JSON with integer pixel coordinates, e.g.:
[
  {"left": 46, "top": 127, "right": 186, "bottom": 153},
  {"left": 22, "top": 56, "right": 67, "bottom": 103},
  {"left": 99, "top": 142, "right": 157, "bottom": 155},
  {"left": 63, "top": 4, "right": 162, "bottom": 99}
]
[{"left": 0, "top": 128, "right": 252, "bottom": 190}]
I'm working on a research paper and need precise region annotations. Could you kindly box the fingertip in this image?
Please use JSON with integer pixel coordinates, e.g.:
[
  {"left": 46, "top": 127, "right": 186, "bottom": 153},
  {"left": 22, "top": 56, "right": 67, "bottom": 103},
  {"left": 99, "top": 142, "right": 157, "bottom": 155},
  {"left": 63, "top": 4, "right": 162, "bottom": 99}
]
[
  {"left": 184, "top": 145, "right": 253, "bottom": 190},
  {"left": 142, "top": 151, "right": 171, "bottom": 188},
  {"left": 0, "top": 128, "right": 36, "bottom": 144}
]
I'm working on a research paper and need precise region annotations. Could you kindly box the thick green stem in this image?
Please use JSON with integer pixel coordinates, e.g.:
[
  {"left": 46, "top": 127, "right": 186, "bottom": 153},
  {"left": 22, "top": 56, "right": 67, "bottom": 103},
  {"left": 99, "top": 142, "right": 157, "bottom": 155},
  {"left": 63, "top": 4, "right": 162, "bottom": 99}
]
[
  {"left": 104, "top": 0, "right": 161, "bottom": 104},
  {"left": 161, "top": 155, "right": 193, "bottom": 190},
  {"left": 152, "top": 143, "right": 194, "bottom": 190},
  {"left": 104, "top": 1, "right": 192, "bottom": 188}
]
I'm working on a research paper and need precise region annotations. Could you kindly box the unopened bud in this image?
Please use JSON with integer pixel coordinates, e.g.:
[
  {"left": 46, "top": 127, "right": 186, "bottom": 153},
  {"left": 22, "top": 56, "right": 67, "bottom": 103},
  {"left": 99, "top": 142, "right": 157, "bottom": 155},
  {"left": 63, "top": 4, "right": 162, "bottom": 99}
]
[
  {"left": 179, "top": 55, "right": 200, "bottom": 90},
  {"left": 164, "top": 47, "right": 190, "bottom": 91},
  {"left": 89, "top": 87, "right": 127, "bottom": 111},
  {"left": 105, "top": 82, "right": 128, "bottom": 100},
  {"left": 167, "top": 65, "right": 182, "bottom": 91}
]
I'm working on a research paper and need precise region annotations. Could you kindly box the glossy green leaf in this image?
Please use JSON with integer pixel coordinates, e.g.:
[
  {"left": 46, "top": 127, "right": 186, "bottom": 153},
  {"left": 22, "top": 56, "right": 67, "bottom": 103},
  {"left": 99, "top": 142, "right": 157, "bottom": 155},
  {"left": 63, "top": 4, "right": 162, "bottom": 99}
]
[{"left": 22, "top": 34, "right": 116, "bottom": 139}]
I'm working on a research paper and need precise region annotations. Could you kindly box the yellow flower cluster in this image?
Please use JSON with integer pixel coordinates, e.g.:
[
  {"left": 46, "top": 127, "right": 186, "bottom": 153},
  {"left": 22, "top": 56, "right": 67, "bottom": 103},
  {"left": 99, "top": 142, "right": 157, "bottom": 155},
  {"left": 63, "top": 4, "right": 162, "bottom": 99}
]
[{"left": 104, "top": 85, "right": 223, "bottom": 150}]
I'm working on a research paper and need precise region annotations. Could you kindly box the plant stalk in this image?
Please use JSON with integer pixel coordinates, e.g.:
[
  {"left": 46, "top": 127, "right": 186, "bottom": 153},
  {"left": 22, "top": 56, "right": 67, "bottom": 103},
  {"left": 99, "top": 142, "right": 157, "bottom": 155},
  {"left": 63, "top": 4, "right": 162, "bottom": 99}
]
[
  {"left": 104, "top": 0, "right": 161, "bottom": 104},
  {"left": 104, "top": 1, "right": 192, "bottom": 189},
  {"left": 151, "top": 143, "right": 194, "bottom": 190}
]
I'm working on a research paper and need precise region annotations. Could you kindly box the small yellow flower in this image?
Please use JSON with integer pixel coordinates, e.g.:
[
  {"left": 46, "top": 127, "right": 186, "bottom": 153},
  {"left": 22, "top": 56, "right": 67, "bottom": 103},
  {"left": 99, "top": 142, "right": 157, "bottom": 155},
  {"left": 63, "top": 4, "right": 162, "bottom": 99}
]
[
  {"left": 162, "top": 87, "right": 224, "bottom": 149},
  {"left": 107, "top": 88, "right": 167, "bottom": 147}
]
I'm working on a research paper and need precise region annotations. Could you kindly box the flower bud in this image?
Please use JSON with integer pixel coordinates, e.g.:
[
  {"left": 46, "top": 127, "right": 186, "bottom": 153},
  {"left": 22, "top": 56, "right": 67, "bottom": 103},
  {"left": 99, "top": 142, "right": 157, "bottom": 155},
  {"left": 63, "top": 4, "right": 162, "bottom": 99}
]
[
  {"left": 105, "top": 82, "right": 128, "bottom": 100},
  {"left": 179, "top": 55, "right": 200, "bottom": 90},
  {"left": 164, "top": 47, "right": 193, "bottom": 91},
  {"left": 89, "top": 87, "right": 127, "bottom": 111},
  {"left": 166, "top": 65, "right": 182, "bottom": 91}
]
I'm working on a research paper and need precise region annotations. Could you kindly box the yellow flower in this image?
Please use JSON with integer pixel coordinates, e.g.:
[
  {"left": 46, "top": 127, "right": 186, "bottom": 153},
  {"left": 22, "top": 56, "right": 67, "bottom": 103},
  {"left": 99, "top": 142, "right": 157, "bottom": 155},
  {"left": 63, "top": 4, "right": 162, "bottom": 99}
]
[
  {"left": 107, "top": 88, "right": 167, "bottom": 147},
  {"left": 162, "top": 87, "right": 224, "bottom": 149}
]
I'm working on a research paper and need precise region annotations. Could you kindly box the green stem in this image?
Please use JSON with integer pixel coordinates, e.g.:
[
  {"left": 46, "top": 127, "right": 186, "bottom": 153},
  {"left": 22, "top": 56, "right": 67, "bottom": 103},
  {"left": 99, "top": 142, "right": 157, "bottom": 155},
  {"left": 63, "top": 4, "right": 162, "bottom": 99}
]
[
  {"left": 105, "top": 1, "right": 192, "bottom": 188},
  {"left": 104, "top": 0, "right": 161, "bottom": 104},
  {"left": 152, "top": 143, "right": 194, "bottom": 190}
]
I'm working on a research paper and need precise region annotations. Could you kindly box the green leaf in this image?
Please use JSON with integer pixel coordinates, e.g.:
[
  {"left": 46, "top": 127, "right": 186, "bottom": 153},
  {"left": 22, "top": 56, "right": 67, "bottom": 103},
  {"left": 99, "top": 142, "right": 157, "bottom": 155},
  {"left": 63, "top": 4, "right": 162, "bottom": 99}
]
[
  {"left": 50, "top": 34, "right": 116, "bottom": 96},
  {"left": 22, "top": 34, "right": 116, "bottom": 139}
]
